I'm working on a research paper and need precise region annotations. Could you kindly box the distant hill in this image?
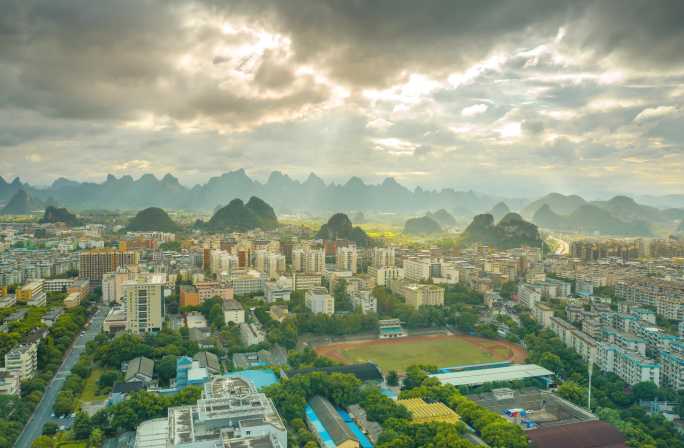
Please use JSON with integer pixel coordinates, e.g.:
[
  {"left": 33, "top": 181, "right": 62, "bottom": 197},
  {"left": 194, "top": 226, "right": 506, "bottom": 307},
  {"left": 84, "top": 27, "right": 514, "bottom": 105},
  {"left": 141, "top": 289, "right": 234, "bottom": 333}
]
[
  {"left": 404, "top": 215, "right": 443, "bottom": 235},
  {"left": 126, "top": 207, "right": 181, "bottom": 232},
  {"left": 205, "top": 197, "right": 278, "bottom": 232},
  {"left": 39, "top": 206, "right": 83, "bottom": 227},
  {"left": 489, "top": 202, "right": 511, "bottom": 222},
  {"left": 461, "top": 212, "right": 542, "bottom": 249},
  {"left": 522, "top": 193, "right": 587, "bottom": 218},
  {"left": 532, "top": 204, "right": 652, "bottom": 236},
  {"left": 591, "top": 195, "right": 664, "bottom": 223},
  {"left": 0, "top": 189, "right": 44, "bottom": 215},
  {"left": 426, "top": 209, "right": 456, "bottom": 227},
  {"left": 315, "top": 213, "right": 370, "bottom": 246}
]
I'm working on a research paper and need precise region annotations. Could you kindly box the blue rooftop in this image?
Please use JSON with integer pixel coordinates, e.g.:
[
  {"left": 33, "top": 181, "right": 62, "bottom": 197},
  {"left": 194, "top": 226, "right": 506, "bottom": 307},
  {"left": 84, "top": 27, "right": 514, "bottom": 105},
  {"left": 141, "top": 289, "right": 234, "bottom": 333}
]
[{"left": 225, "top": 369, "right": 278, "bottom": 390}]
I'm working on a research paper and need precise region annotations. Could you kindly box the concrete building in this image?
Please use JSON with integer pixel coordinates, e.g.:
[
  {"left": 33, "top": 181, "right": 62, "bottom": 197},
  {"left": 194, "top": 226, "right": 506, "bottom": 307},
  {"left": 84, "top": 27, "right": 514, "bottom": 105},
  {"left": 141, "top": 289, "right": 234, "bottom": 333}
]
[
  {"left": 16, "top": 279, "right": 46, "bottom": 306},
  {"left": 293, "top": 273, "right": 322, "bottom": 291},
  {"left": 305, "top": 287, "right": 335, "bottom": 315},
  {"left": 79, "top": 249, "right": 139, "bottom": 289},
  {"left": 401, "top": 284, "right": 444, "bottom": 309},
  {"left": 518, "top": 284, "right": 542, "bottom": 310},
  {"left": 403, "top": 258, "right": 432, "bottom": 282},
  {"left": 598, "top": 343, "right": 660, "bottom": 386},
  {"left": 133, "top": 377, "right": 286, "bottom": 448},
  {"left": 4, "top": 342, "right": 38, "bottom": 381},
  {"left": 265, "top": 277, "right": 293, "bottom": 303},
  {"left": 367, "top": 266, "right": 404, "bottom": 287},
  {"left": 336, "top": 246, "right": 358, "bottom": 274},
  {"left": 231, "top": 270, "right": 266, "bottom": 296},
  {"left": 0, "top": 369, "right": 21, "bottom": 396},
  {"left": 660, "top": 342, "right": 684, "bottom": 390},
  {"left": 63, "top": 291, "right": 81, "bottom": 308},
  {"left": 371, "top": 247, "right": 395, "bottom": 268},
  {"left": 223, "top": 299, "right": 245, "bottom": 325},
  {"left": 123, "top": 275, "right": 165, "bottom": 335},
  {"left": 180, "top": 285, "right": 201, "bottom": 307},
  {"left": 350, "top": 290, "right": 377, "bottom": 314},
  {"left": 292, "top": 248, "right": 325, "bottom": 274},
  {"left": 240, "top": 321, "right": 267, "bottom": 347},
  {"left": 533, "top": 303, "right": 554, "bottom": 328}
]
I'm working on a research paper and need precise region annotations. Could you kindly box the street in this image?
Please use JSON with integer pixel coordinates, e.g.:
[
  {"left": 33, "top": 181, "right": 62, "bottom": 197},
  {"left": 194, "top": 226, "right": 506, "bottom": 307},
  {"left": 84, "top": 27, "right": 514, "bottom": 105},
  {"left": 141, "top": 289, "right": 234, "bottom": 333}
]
[{"left": 14, "top": 305, "right": 108, "bottom": 448}]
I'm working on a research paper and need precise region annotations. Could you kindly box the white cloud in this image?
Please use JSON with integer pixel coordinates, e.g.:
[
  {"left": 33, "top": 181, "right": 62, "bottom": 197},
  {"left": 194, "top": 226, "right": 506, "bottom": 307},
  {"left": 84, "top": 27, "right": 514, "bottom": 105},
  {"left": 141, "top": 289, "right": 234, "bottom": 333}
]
[
  {"left": 461, "top": 104, "right": 489, "bottom": 117},
  {"left": 633, "top": 106, "right": 677, "bottom": 122}
]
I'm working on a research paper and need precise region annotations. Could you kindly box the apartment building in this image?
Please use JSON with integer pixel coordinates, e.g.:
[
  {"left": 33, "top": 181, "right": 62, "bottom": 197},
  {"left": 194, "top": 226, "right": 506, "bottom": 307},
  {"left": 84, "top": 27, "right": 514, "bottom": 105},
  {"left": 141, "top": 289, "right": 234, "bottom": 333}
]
[
  {"left": 403, "top": 258, "right": 432, "bottom": 282},
  {"left": 598, "top": 343, "right": 660, "bottom": 386},
  {"left": 533, "top": 302, "right": 554, "bottom": 328},
  {"left": 305, "top": 287, "right": 335, "bottom": 315},
  {"left": 350, "top": 290, "right": 377, "bottom": 314},
  {"left": 4, "top": 344, "right": 37, "bottom": 381},
  {"left": 265, "top": 277, "right": 293, "bottom": 303},
  {"left": 336, "top": 246, "right": 358, "bottom": 274},
  {"left": 79, "top": 249, "right": 139, "bottom": 289},
  {"left": 292, "top": 273, "right": 322, "bottom": 291},
  {"left": 230, "top": 271, "right": 266, "bottom": 296},
  {"left": 0, "top": 369, "right": 20, "bottom": 396},
  {"left": 123, "top": 275, "right": 164, "bottom": 335},
  {"left": 401, "top": 284, "right": 445, "bottom": 309},
  {"left": 371, "top": 247, "right": 396, "bottom": 268},
  {"left": 292, "top": 248, "right": 325, "bottom": 274},
  {"left": 660, "top": 342, "right": 684, "bottom": 390},
  {"left": 518, "top": 284, "right": 542, "bottom": 310},
  {"left": 16, "top": 279, "right": 46, "bottom": 306},
  {"left": 180, "top": 285, "right": 201, "bottom": 307},
  {"left": 368, "top": 266, "right": 404, "bottom": 286}
]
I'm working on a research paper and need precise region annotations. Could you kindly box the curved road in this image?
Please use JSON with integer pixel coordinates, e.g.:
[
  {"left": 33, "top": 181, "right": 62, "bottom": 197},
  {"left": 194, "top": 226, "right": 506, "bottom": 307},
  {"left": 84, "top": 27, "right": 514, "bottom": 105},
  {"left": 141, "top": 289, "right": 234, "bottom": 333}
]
[
  {"left": 547, "top": 235, "right": 570, "bottom": 256},
  {"left": 14, "top": 306, "right": 107, "bottom": 448}
]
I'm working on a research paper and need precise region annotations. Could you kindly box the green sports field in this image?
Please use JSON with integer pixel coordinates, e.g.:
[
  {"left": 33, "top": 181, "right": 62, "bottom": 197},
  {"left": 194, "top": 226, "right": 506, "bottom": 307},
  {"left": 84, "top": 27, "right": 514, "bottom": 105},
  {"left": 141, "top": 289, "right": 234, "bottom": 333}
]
[{"left": 315, "top": 334, "right": 521, "bottom": 373}]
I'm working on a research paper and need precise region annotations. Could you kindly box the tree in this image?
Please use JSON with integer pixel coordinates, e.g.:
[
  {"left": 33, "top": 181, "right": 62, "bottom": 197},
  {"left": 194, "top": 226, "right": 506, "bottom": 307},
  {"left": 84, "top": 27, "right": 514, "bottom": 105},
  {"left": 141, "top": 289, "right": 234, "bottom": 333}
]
[
  {"left": 632, "top": 382, "right": 658, "bottom": 402},
  {"left": 98, "top": 370, "right": 120, "bottom": 388},
  {"left": 89, "top": 428, "right": 104, "bottom": 447},
  {"left": 386, "top": 370, "right": 399, "bottom": 386},
  {"left": 557, "top": 381, "right": 585, "bottom": 405},
  {"left": 72, "top": 411, "right": 92, "bottom": 440},
  {"left": 53, "top": 390, "right": 76, "bottom": 416},
  {"left": 42, "top": 422, "right": 58, "bottom": 436},
  {"left": 157, "top": 355, "right": 177, "bottom": 387},
  {"left": 31, "top": 436, "right": 55, "bottom": 448}
]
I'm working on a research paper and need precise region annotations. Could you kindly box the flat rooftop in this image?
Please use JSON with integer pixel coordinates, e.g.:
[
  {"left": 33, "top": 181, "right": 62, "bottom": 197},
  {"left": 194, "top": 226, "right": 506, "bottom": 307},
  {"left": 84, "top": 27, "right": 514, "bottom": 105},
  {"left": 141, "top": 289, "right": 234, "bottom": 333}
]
[
  {"left": 468, "top": 388, "right": 597, "bottom": 430},
  {"left": 430, "top": 364, "right": 553, "bottom": 387}
]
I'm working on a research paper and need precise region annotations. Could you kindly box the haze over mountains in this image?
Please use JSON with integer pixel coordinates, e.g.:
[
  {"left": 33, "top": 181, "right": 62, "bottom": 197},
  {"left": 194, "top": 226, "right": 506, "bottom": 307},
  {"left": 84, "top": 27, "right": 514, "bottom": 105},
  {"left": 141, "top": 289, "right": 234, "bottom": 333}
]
[{"left": 1, "top": 171, "right": 683, "bottom": 237}]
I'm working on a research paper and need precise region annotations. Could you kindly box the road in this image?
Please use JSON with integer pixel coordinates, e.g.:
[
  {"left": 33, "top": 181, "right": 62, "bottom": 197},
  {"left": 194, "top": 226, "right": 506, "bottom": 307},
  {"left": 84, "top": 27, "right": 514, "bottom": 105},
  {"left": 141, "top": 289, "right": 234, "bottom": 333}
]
[
  {"left": 547, "top": 235, "right": 570, "bottom": 256},
  {"left": 14, "top": 305, "right": 108, "bottom": 448}
]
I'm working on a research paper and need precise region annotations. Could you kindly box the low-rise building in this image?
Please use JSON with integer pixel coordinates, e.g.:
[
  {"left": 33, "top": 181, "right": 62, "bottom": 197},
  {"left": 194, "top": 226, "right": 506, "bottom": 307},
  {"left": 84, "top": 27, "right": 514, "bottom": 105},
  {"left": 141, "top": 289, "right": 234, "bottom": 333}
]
[
  {"left": 133, "top": 377, "right": 286, "bottom": 448},
  {"left": 0, "top": 369, "right": 21, "bottom": 396},
  {"left": 350, "top": 290, "right": 377, "bottom": 314},
  {"left": 598, "top": 342, "right": 660, "bottom": 386},
  {"left": 16, "top": 279, "right": 46, "bottom": 306},
  {"left": 223, "top": 299, "right": 245, "bottom": 325},
  {"left": 63, "top": 291, "right": 81, "bottom": 308},
  {"left": 305, "top": 287, "right": 335, "bottom": 315},
  {"left": 125, "top": 356, "right": 154, "bottom": 385},
  {"left": 240, "top": 321, "right": 266, "bottom": 347},
  {"left": 398, "top": 398, "right": 460, "bottom": 425}
]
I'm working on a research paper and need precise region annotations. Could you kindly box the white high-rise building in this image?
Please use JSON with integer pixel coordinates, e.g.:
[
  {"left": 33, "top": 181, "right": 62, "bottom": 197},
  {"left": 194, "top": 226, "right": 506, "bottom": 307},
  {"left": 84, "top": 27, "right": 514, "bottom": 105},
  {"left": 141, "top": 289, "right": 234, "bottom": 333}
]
[
  {"left": 371, "top": 247, "right": 396, "bottom": 268},
  {"left": 210, "top": 250, "right": 239, "bottom": 276},
  {"left": 403, "top": 258, "right": 432, "bottom": 282},
  {"left": 292, "top": 248, "right": 325, "bottom": 274},
  {"left": 124, "top": 275, "right": 165, "bottom": 335},
  {"left": 336, "top": 246, "right": 358, "bottom": 274}
]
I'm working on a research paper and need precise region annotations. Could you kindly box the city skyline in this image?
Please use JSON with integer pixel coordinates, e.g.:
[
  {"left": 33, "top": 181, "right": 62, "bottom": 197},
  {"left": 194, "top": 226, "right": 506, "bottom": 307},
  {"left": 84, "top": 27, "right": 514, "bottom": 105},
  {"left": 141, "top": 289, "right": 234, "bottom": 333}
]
[{"left": 1, "top": 1, "right": 683, "bottom": 196}]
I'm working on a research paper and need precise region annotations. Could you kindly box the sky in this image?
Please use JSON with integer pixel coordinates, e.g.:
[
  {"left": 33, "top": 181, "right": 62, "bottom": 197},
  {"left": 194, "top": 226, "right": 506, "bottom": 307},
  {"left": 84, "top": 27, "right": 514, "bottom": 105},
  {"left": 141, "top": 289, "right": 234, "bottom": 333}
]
[{"left": 0, "top": 0, "right": 683, "bottom": 197}]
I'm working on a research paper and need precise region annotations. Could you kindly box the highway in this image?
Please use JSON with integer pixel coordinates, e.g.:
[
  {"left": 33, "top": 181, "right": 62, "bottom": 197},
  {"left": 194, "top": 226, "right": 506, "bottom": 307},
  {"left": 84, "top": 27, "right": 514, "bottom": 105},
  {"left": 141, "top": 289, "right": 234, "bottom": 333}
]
[
  {"left": 547, "top": 235, "right": 570, "bottom": 256},
  {"left": 14, "top": 305, "right": 108, "bottom": 448}
]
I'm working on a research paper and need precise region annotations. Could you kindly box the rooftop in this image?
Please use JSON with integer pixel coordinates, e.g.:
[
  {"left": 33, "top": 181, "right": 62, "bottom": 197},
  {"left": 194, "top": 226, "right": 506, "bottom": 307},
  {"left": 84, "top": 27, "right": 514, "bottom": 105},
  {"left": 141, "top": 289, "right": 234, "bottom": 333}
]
[{"left": 431, "top": 364, "right": 553, "bottom": 387}]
